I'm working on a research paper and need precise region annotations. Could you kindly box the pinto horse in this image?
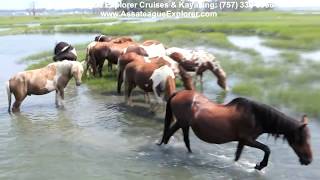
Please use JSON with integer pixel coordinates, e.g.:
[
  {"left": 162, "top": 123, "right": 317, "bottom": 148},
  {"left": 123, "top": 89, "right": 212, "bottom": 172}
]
[
  {"left": 158, "top": 90, "right": 312, "bottom": 170},
  {"left": 166, "top": 47, "right": 228, "bottom": 91},
  {"left": 123, "top": 59, "right": 176, "bottom": 107},
  {"left": 6, "top": 60, "right": 84, "bottom": 113},
  {"left": 53, "top": 42, "right": 77, "bottom": 61}
]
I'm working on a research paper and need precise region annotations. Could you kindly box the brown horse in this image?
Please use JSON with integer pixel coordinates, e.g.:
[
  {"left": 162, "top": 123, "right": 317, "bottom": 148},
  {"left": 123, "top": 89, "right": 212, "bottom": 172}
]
[
  {"left": 158, "top": 90, "right": 312, "bottom": 170},
  {"left": 166, "top": 47, "right": 228, "bottom": 91},
  {"left": 6, "top": 61, "right": 84, "bottom": 113},
  {"left": 84, "top": 35, "right": 114, "bottom": 73},
  {"left": 117, "top": 52, "right": 149, "bottom": 93},
  {"left": 118, "top": 54, "right": 194, "bottom": 94},
  {"left": 88, "top": 37, "right": 137, "bottom": 77},
  {"left": 123, "top": 59, "right": 176, "bottom": 107}
]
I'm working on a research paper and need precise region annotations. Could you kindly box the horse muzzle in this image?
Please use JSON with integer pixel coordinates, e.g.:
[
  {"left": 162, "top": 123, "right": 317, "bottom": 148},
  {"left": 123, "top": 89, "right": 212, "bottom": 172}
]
[
  {"left": 76, "top": 82, "right": 81, "bottom": 86},
  {"left": 300, "top": 157, "right": 312, "bottom": 165}
]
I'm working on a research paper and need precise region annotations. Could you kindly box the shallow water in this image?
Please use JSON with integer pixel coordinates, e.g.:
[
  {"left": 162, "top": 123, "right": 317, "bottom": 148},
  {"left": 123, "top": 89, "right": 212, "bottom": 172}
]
[
  {"left": 0, "top": 34, "right": 319, "bottom": 180},
  {"left": 228, "top": 35, "right": 280, "bottom": 58}
]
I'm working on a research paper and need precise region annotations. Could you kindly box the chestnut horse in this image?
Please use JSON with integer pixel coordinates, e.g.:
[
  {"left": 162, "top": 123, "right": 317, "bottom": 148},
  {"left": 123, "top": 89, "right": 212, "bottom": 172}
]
[
  {"left": 53, "top": 41, "right": 77, "bottom": 61},
  {"left": 159, "top": 90, "right": 312, "bottom": 170},
  {"left": 166, "top": 47, "right": 228, "bottom": 91},
  {"left": 123, "top": 60, "right": 176, "bottom": 107},
  {"left": 118, "top": 53, "right": 193, "bottom": 94},
  {"left": 6, "top": 60, "right": 84, "bottom": 113}
]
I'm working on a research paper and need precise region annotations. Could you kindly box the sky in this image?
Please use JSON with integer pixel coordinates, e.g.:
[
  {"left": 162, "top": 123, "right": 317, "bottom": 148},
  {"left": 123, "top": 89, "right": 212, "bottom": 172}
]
[{"left": 0, "top": 0, "right": 320, "bottom": 10}]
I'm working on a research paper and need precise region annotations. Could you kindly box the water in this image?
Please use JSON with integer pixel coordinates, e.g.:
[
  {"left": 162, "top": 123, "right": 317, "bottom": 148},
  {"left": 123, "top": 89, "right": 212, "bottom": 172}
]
[
  {"left": 228, "top": 36, "right": 280, "bottom": 58},
  {"left": 0, "top": 34, "right": 319, "bottom": 180}
]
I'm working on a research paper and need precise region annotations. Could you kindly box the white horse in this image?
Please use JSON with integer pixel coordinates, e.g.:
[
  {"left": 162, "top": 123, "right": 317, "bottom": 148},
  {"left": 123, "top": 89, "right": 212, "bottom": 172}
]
[{"left": 6, "top": 60, "right": 84, "bottom": 113}]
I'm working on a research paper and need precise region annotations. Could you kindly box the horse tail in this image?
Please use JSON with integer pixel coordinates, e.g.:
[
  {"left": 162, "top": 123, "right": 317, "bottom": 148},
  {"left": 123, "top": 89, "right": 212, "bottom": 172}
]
[
  {"left": 6, "top": 81, "right": 11, "bottom": 113},
  {"left": 158, "top": 91, "right": 178, "bottom": 145}
]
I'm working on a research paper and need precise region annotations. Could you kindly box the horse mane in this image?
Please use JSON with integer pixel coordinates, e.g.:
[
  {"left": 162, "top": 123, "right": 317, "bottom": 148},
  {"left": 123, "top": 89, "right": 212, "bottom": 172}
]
[{"left": 227, "top": 97, "right": 301, "bottom": 140}]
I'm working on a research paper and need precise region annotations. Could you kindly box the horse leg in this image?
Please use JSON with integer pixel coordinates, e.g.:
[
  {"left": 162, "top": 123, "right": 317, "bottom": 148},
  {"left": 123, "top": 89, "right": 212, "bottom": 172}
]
[
  {"left": 125, "top": 81, "right": 135, "bottom": 106},
  {"left": 12, "top": 94, "right": 27, "bottom": 113},
  {"left": 163, "top": 122, "right": 180, "bottom": 144},
  {"left": 90, "top": 55, "right": 98, "bottom": 77},
  {"left": 244, "top": 140, "right": 271, "bottom": 170},
  {"left": 235, "top": 141, "right": 244, "bottom": 161},
  {"left": 98, "top": 61, "right": 104, "bottom": 78},
  {"left": 117, "top": 69, "right": 123, "bottom": 94},
  {"left": 199, "top": 74, "right": 204, "bottom": 92},
  {"left": 56, "top": 88, "right": 65, "bottom": 107},
  {"left": 144, "top": 92, "right": 150, "bottom": 104},
  {"left": 182, "top": 127, "right": 192, "bottom": 153}
]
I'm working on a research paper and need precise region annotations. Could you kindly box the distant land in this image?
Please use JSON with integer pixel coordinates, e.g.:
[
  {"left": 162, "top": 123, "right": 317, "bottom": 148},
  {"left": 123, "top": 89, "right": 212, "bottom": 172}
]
[{"left": 0, "top": 7, "right": 319, "bottom": 16}]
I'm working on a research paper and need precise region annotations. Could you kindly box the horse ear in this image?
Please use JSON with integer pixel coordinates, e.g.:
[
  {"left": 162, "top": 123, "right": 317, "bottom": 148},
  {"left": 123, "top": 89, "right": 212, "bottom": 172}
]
[{"left": 301, "top": 114, "right": 308, "bottom": 124}]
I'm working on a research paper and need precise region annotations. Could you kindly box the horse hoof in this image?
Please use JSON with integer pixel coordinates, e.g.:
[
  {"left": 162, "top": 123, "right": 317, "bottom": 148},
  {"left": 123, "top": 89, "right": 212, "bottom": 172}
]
[{"left": 254, "top": 164, "right": 264, "bottom": 170}]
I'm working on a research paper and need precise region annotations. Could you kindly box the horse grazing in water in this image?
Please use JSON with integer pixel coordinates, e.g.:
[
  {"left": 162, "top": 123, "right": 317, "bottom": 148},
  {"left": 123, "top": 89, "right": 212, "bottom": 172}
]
[
  {"left": 166, "top": 47, "right": 228, "bottom": 91},
  {"left": 123, "top": 59, "right": 176, "bottom": 107},
  {"left": 53, "top": 42, "right": 77, "bottom": 61},
  {"left": 158, "top": 90, "right": 312, "bottom": 170},
  {"left": 6, "top": 60, "right": 84, "bottom": 113}
]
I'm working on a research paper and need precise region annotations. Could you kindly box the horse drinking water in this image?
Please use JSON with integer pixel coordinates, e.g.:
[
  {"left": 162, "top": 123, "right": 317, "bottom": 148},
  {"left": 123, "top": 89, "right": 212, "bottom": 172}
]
[
  {"left": 158, "top": 90, "right": 312, "bottom": 170},
  {"left": 6, "top": 60, "right": 84, "bottom": 113}
]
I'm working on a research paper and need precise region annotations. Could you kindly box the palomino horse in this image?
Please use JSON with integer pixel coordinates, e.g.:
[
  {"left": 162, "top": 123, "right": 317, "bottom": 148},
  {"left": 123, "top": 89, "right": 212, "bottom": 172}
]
[
  {"left": 158, "top": 90, "right": 312, "bottom": 170},
  {"left": 87, "top": 37, "right": 137, "bottom": 77},
  {"left": 53, "top": 42, "right": 77, "bottom": 61},
  {"left": 6, "top": 60, "right": 84, "bottom": 113},
  {"left": 166, "top": 47, "right": 228, "bottom": 91},
  {"left": 123, "top": 59, "right": 176, "bottom": 107}
]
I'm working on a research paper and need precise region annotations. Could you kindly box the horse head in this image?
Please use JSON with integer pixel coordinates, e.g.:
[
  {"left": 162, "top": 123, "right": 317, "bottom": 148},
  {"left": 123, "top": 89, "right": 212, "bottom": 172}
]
[
  {"left": 206, "top": 62, "right": 229, "bottom": 91},
  {"left": 71, "top": 62, "right": 84, "bottom": 86},
  {"left": 287, "top": 115, "right": 313, "bottom": 165}
]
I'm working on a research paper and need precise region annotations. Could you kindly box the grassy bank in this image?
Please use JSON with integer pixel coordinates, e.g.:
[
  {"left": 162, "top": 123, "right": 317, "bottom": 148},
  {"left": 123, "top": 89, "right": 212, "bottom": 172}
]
[{"left": 2, "top": 11, "right": 320, "bottom": 50}]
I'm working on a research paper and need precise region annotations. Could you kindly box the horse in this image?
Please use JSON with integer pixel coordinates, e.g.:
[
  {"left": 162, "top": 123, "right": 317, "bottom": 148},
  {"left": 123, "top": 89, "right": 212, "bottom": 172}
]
[
  {"left": 158, "top": 90, "right": 312, "bottom": 170},
  {"left": 139, "top": 40, "right": 166, "bottom": 58},
  {"left": 123, "top": 59, "right": 176, "bottom": 108},
  {"left": 53, "top": 41, "right": 77, "bottom": 61},
  {"left": 166, "top": 47, "right": 228, "bottom": 91},
  {"left": 6, "top": 60, "right": 84, "bottom": 113},
  {"left": 88, "top": 37, "right": 137, "bottom": 77},
  {"left": 94, "top": 35, "right": 113, "bottom": 42},
  {"left": 118, "top": 53, "right": 193, "bottom": 93}
]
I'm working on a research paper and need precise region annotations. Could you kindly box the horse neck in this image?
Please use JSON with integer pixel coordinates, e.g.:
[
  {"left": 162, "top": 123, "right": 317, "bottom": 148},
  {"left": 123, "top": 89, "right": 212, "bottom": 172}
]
[
  {"left": 253, "top": 104, "right": 300, "bottom": 137},
  {"left": 178, "top": 65, "right": 194, "bottom": 90},
  {"left": 164, "top": 76, "right": 176, "bottom": 101},
  {"left": 56, "top": 61, "right": 73, "bottom": 76}
]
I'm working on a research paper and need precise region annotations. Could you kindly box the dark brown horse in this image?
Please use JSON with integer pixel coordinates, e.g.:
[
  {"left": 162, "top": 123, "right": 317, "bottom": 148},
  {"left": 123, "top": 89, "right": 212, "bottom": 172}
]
[
  {"left": 94, "top": 35, "right": 113, "bottom": 42},
  {"left": 53, "top": 42, "right": 77, "bottom": 61},
  {"left": 158, "top": 90, "right": 312, "bottom": 170},
  {"left": 87, "top": 37, "right": 139, "bottom": 77}
]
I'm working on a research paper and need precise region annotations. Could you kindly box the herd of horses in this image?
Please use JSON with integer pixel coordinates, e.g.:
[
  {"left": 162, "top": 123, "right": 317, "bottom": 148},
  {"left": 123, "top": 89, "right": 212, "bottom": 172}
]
[{"left": 5, "top": 35, "right": 312, "bottom": 171}]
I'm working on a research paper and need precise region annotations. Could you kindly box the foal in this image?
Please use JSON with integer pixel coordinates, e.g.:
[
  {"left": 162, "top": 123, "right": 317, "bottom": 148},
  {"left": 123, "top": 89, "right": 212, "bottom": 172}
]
[
  {"left": 6, "top": 60, "right": 84, "bottom": 113},
  {"left": 159, "top": 90, "right": 313, "bottom": 170}
]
